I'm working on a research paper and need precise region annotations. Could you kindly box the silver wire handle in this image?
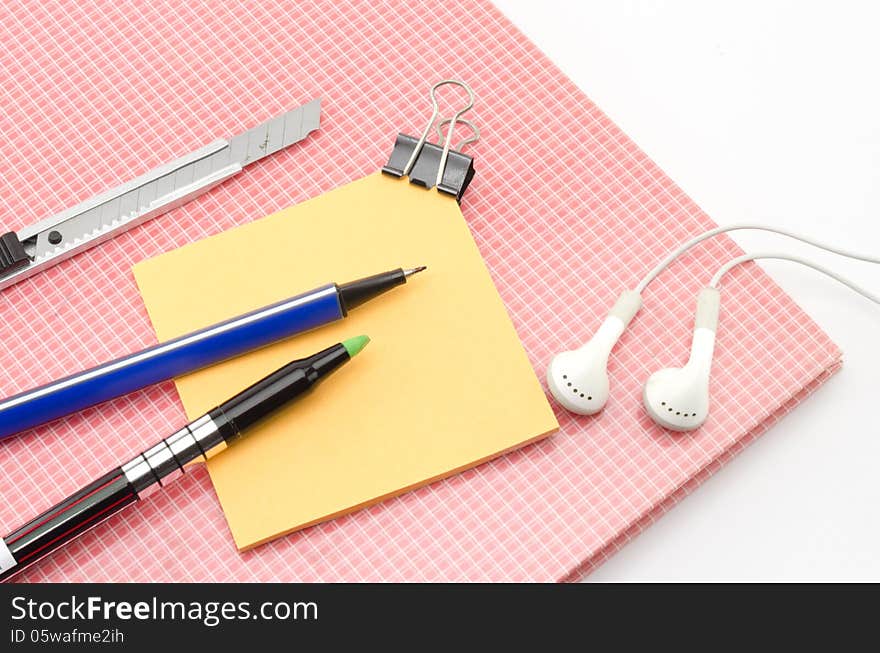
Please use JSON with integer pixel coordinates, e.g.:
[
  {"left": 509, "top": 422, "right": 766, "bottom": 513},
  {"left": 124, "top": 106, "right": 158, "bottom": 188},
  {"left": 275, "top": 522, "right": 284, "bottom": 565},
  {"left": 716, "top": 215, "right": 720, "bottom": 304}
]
[
  {"left": 435, "top": 118, "right": 481, "bottom": 152},
  {"left": 400, "top": 79, "right": 475, "bottom": 186}
]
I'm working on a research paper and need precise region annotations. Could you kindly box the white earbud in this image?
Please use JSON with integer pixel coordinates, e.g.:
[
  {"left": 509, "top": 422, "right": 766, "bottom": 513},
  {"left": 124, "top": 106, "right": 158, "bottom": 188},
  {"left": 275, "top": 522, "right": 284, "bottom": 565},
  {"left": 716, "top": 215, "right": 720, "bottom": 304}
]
[
  {"left": 549, "top": 224, "right": 880, "bottom": 426},
  {"left": 547, "top": 290, "right": 642, "bottom": 414},
  {"left": 643, "top": 287, "right": 720, "bottom": 431}
]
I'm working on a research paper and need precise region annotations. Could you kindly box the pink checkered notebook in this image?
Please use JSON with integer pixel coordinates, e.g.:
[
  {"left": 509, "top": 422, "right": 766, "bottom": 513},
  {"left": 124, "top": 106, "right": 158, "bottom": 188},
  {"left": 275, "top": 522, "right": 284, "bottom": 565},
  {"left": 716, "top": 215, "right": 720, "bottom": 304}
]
[{"left": 0, "top": 0, "right": 840, "bottom": 582}]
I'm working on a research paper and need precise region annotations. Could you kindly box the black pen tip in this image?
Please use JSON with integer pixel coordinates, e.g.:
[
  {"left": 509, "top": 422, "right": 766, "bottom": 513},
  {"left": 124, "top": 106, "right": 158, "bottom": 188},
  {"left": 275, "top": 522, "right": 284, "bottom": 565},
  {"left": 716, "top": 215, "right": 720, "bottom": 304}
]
[{"left": 403, "top": 266, "right": 427, "bottom": 278}]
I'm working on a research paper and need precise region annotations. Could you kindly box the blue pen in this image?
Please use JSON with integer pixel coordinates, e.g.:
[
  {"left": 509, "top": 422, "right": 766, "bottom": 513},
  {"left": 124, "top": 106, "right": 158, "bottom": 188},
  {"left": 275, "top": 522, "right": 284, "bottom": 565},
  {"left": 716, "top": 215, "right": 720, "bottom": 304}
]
[{"left": 0, "top": 267, "right": 425, "bottom": 440}]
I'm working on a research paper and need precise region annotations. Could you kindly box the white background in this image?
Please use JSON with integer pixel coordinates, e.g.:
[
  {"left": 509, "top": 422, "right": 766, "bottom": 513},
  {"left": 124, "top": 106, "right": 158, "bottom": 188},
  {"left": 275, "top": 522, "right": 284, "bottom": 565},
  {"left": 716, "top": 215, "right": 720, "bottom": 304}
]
[{"left": 494, "top": 0, "right": 880, "bottom": 581}]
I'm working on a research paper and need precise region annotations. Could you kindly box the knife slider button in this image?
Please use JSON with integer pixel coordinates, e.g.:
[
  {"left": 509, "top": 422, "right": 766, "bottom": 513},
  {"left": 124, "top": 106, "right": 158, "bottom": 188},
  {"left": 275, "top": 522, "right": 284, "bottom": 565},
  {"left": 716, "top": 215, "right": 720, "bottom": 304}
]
[{"left": 0, "top": 232, "right": 29, "bottom": 278}]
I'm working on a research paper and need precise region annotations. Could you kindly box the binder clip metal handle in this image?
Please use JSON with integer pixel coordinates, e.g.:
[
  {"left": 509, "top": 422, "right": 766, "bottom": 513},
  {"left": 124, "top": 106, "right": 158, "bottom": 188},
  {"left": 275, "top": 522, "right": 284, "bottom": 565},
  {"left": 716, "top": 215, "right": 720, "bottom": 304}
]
[{"left": 382, "top": 80, "right": 479, "bottom": 202}]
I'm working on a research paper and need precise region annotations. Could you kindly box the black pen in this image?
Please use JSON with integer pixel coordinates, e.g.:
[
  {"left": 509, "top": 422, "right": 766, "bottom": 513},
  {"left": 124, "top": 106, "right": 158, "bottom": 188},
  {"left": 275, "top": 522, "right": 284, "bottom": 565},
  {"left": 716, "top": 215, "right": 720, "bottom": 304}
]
[{"left": 0, "top": 336, "right": 370, "bottom": 582}]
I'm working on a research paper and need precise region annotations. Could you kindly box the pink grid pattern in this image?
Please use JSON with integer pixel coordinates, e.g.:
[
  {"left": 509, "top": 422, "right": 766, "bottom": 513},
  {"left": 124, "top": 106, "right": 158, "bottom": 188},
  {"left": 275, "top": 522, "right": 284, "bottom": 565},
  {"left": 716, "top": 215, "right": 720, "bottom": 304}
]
[{"left": 0, "top": 0, "right": 840, "bottom": 582}]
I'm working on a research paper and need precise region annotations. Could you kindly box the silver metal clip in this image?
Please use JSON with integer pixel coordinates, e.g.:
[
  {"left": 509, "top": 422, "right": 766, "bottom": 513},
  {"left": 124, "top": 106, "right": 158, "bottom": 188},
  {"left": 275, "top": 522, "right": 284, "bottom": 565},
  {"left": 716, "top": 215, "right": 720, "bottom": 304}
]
[{"left": 382, "top": 80, "right": 479, "bottom": 202}]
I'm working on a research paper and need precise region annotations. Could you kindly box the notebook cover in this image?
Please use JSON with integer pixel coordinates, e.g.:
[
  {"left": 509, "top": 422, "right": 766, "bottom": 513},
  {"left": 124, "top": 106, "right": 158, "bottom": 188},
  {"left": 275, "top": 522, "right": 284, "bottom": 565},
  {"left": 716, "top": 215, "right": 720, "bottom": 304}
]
[{"left": 0, "top": 0, "right": 841, "bottom": 582}]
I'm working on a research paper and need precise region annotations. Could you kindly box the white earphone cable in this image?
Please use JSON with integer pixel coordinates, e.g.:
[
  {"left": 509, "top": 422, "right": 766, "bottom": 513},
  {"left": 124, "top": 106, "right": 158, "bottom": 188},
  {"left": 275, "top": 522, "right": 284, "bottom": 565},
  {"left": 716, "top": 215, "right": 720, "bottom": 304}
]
[
  {"left": 635, "top": 223, "right": 880, "bottom": 294},
  {"left": 710, "top": 252, "right": 880, "bottom": 305}
]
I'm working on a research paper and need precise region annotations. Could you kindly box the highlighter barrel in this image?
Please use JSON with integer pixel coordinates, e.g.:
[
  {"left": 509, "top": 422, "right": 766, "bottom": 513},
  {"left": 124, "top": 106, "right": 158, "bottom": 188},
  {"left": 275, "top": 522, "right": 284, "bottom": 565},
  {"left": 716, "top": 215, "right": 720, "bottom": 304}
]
[
  {"left": 0, "top": 338, "right": 367, "bottom": 582},
  {"left": 210, "top": 342, "right": 352, "bottom": 445}
]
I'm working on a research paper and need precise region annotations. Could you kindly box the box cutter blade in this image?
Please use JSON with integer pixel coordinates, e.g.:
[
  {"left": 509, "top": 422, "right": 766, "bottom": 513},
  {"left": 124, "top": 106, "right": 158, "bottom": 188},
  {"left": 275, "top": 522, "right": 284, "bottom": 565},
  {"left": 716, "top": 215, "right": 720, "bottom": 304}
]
[{"left": 0, "top": 98, "right": 321, "bottom": 292}]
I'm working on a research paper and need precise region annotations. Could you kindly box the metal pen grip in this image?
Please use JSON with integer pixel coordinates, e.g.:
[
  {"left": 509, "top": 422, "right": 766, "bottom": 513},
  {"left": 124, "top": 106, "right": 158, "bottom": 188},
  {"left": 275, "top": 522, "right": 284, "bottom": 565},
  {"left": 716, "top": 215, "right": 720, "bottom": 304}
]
[{"left": 121, "top": 414, "right": 225, "bottom": 498}]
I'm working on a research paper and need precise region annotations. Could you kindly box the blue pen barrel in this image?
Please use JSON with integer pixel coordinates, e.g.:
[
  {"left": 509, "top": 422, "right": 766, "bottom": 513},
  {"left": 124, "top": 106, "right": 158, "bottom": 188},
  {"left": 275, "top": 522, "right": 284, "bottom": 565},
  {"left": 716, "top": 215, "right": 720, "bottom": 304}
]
[{"left": 0, "top": 283, "right": 343, "bottom": 440}]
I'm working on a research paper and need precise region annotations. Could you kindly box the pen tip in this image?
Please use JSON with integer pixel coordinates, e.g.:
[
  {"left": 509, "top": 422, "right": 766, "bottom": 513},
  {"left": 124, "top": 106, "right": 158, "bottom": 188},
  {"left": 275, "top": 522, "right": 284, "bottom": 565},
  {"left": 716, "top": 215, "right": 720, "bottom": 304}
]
[
  {"left": 342, "top": 335, "right": 371, "bottom": 358},
  {"left": 404, "top": 266, "right": 427, "bottom": 278}
]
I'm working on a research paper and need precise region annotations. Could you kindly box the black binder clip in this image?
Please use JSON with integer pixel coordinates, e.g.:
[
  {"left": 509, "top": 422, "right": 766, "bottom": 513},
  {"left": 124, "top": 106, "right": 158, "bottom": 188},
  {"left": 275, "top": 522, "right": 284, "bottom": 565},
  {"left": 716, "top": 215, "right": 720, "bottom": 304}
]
[{"left": 382, "top": 80, "right": 479, "bottom": 202}]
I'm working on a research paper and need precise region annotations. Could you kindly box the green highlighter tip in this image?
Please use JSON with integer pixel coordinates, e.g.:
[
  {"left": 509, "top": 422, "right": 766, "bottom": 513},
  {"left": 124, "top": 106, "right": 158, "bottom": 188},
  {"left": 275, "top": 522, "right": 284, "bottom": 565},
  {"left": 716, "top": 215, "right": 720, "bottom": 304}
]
[{"left": 342, "top": 335, "right": 370, "bottom": 358}]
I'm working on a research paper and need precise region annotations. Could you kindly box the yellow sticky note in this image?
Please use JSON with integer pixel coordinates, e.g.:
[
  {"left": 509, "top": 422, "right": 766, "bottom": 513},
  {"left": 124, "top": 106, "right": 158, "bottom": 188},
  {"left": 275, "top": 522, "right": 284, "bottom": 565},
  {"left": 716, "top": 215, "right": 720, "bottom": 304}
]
[{"left": 133, "top": 173, "right": 558, "bottom": 550}]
